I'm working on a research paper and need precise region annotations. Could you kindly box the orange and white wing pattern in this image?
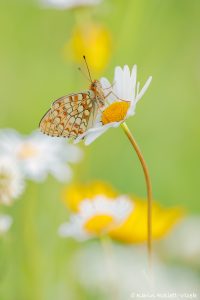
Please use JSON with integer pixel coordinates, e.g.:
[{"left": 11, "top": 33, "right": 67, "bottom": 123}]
[{"left": 39, "top": 92, "right": 96, "bottom": 139}]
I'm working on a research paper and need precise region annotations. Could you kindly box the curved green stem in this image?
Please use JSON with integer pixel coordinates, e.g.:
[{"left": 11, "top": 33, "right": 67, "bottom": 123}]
[{"left": 121, "top": 122, "right": 152, "bottom": 269}]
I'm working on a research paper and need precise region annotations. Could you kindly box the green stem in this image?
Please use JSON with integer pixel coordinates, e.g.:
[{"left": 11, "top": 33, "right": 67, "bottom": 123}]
[{"left": 121, "top": 122, "right": 153, "bottom": 269}]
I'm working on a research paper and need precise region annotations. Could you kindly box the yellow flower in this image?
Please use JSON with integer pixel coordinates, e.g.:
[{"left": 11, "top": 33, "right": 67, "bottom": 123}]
[
  {"left": 63, "top": 181, "right": 117, "bottom": 212},
  {"left": 60, "top": 182, "right": 183, "bottom": 242},
  {"left": 64, "top": 22, "right": 112, "bottom": 73},
  {"left": 109, "top": 196, "right": 184, "bottom": 243}
]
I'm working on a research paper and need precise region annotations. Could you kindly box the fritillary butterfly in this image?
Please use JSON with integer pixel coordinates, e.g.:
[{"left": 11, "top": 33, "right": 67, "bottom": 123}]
[{"left": 39, "top": 57, "right": 106, "bottom": 139}]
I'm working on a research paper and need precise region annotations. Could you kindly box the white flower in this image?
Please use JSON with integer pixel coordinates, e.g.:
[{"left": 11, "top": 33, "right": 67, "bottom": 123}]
[
  {"left": 0, "top": 156, "right": 25, "bottom": 205},
  {"left": 40, "top": 0, "right": 101, "bottom": 10},
  {"left": 158, "top": 216, "right": 200, "bottom": 268},
  {"left": 0, "top": 214, "right": 13, "bottom": 235},
  {"left": 0, "top": 129, "right": 82, "bottom": 182},
  {"left": 74, "top": 65, "right": 152, "bottom": 145},
  {"left": 58, "top": 195, "right": 133, "bottom": 240},
  {"left": 73, "top": 243, "right": 200, "bottom": 299}
]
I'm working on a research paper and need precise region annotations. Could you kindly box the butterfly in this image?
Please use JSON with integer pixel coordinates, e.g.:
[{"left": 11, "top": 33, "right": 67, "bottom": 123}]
[{"left": 39, "top": 57, "right": 106, "bottom": 139}]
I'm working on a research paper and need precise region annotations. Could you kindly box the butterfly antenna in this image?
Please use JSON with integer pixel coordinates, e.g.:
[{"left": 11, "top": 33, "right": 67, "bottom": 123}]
[
  {"left": 83, "top": 55, "right": 93, "bottom": 82},
  {"left": 78, "top": 67, "right": 91, "bottom": 82}
]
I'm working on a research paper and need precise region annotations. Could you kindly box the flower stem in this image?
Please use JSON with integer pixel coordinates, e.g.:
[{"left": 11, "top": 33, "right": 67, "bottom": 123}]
[{"left": 121, "top": 122, "right": 152, "bottom": 268}]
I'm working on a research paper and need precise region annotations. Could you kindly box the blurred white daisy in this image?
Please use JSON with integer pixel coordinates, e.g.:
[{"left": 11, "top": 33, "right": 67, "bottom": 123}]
[
  {"left": 0, "top": 156, "right": 25, "bottom": 205},
  {"left": 74, "top": 65, "right": 152, "bottom": 145},
  {"left": 73, "top": 243, "right": 200, "bottom": 299},
  {"left": 58, "top": 195, "right": 133, "bottom": 240},
  {"left": 158, "top": 216, "right": 200, "bottom": 268},
  {"left": 0, "top": 214, "right": 13, "bottom": 235},
  {"left": 0, "top": 129, "right": 82, "bottom": 182},
  {"left": 40, "top": 0, "right": 101, "bottom": 10}
]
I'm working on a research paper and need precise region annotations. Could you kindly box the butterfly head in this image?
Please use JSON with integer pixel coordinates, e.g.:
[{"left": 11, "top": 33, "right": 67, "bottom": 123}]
[{"left": 90, "top": 80, "right": 105, "bottom": 107}]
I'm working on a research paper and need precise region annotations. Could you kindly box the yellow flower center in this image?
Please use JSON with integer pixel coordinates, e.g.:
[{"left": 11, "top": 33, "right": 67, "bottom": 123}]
[
  {"left": 18, "top": 143, "right": 38, "bottom": 159},
  {"left": 102, "top": 102, "right": 130, "bottom": 125},
  {"left": 84, "top": 215, "right": 114, "bottom": 235}
]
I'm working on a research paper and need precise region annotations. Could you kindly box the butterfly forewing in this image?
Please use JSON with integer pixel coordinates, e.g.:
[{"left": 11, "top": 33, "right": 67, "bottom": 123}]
[{"left": 39, "top": 92, "right": 96, "bottom": 138}]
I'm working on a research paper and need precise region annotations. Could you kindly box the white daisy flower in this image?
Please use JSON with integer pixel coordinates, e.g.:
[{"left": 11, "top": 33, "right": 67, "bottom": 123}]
[
  {"left": 0, "top": 156, "right": 25, "bottom": 205},
  {"left": 74, "top": 243, "right": 200, "bottom": 299},
  {"left": 74, "top": 65, "right": 152, "bottom": 145},
  {"left": 58, "top": 195, "right": 133, "bottom": 240},
  {"left": 158, "top": 216, "right": 200, "bottom": 268},
  {"left": 0, "top": 129, "right": 82, "bottom": 183},
  {"left": 40, "top": 0, "right": 101, "bottom": 10},
  {"left": 0, "top": 214, "right": 13, "bottom": 235}
]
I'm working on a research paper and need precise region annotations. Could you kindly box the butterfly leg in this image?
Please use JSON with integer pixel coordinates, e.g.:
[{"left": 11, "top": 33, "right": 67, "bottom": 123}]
[
  {"left": 105, "top": 90, "right": 129, "bottom": 103},
  {"left": 103, "top": 81, "right": 116, "bottom": 91},
  {"left": 103, "top": 81, "right": 129, "bottom": 102},
  {"left": 102, "top": 81, "right": 123, "bottom": 101},
  {"left": 104, "top": 90, "right": 121, "bottom": 101},
  {"left": 104, "top": 91, "right": 112, "bottom": 98}
]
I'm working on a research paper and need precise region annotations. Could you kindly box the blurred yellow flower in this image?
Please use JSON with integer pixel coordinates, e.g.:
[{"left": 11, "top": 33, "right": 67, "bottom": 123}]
[
  {"left": 64, "top": 22, "right": 112, "bottom": 73},
  {"left": 110, "top": 197, "right": 184, "bottom": 243},
  {"left": 63, "top": 181, "right": 117, "bottom": 212},
  {"left": 61, "top": 182, "right": 183, "bottom": 243}
]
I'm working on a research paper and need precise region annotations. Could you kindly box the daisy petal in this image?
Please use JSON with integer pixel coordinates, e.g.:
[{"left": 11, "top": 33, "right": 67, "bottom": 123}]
[
  {"left": 123, "top": 65, "right": 131, "bottom": 100},
  {"left": 100, "top": 77, "right": 111, "bottom": 90},
  {"left": 130, "top": 65, "right": 137, "bottom": 100},
  {"left": 114, "top": 66, "right": 123, "bottom": 97},
  {"left": 0, "top": 214, "right": 13, "bottom": 235},
  {"left": 84, "top": 122, "right": 121, "bottom": 145},
  {"left": 136, "top": 76, "right": 152, "bottom": 103},
  {"left": 84, "top": 127, "right": 110, "bottom": 145},
  {"left": 100, "top": 77, "right": 116, "bottom": 103},
  {"left": 50, "top": 165, "right": 72, "bottom": 182}
]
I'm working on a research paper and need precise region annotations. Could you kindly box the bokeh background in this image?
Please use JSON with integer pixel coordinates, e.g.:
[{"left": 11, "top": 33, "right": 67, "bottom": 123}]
[{"left": 0, "top": 0, "right": 200, "bottom": 299}]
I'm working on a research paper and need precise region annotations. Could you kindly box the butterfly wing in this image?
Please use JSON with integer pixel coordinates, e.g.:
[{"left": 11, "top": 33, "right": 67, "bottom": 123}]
[{"left": 39, "top": 92, "right": 97, "bottom": 138}]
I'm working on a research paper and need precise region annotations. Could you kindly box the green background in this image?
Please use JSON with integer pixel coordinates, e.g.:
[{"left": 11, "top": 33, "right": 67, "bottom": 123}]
[{"left": 0, "top": 0, "right": 200, "bottom": 299}]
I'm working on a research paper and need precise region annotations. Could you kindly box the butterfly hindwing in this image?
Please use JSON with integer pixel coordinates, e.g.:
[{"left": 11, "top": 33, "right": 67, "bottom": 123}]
[{"left": 39, "top": 92, "right": 95, "bottom": 138}]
